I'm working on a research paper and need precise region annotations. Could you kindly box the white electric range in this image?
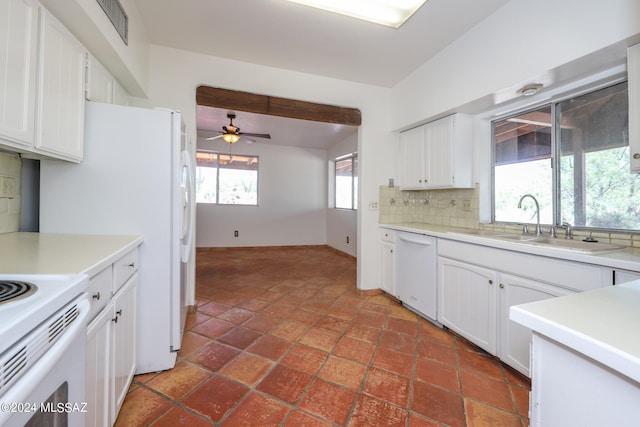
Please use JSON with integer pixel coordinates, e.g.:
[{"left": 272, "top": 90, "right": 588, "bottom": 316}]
[{"left": 0, "top": 274, "right": 89, "bottom": 427}]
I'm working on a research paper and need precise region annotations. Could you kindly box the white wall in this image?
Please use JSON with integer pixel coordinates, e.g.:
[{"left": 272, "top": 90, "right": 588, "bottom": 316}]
[
  {"left": 142, "top": 45, "right": 393, "bottom": 291},
  {"left": 327, "top": 133, "right": 358, "bottom": 257},
  {"left": 391, "top": 0, "right": 640, "bottom": 130},
  {"left": 196, "top": 139, "right": 328, "bottom": 247}
]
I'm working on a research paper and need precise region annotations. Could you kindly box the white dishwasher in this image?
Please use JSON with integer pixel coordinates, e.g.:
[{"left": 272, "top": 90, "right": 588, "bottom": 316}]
[{"left": 396, "top": 232, "right": 437, "bottom": 321}]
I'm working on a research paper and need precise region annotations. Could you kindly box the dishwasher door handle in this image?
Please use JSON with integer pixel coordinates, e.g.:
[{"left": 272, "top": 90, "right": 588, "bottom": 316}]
[{"left": 398, "top": 235, "right": 433, "bottom": 246}]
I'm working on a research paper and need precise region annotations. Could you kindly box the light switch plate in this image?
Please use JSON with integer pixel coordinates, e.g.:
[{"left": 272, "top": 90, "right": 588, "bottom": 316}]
[{"left": 0, "top": 177, "right": 16, "bottom": 198}]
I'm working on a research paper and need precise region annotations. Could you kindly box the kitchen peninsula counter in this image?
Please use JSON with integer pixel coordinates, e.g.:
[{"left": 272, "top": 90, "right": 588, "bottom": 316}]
[
  {"left": 510, "top": 281, "right": 640, "bottom": 426},
  {"left": 0, "top": 232, "right": 143, "bottom": 276}
]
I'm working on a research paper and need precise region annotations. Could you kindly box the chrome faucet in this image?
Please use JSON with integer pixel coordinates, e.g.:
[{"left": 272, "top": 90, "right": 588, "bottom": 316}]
[
  {"left": 517, "top": 194, "right": 542, "bottom": 236},
  {"left": 561, "top": 222, "right": 573, "bottom": 240}
]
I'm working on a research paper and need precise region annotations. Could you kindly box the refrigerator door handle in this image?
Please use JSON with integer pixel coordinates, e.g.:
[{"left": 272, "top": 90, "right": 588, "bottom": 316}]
[{"left": 180, "top": 149, "right": 195, "bottom": 264}]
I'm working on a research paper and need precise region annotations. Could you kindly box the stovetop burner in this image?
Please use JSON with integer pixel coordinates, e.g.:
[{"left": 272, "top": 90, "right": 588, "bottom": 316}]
[{"left": 0, "top": 281, "right": 37, "bottom": 305}]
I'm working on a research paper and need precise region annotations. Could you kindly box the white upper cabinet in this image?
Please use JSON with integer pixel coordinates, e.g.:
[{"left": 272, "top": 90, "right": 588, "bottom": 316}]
[
  {"left": 0, "top": 3, "right": 86, "bottom": 162},
  {"left": 399, "top": 114, "right": 474, "bottom": 189},
  {"left": 86, "top": 53, "right": 130, "bottom": 106},
  {"left": 629, "top": 43, "right": 640, "bottom": 173},
  {"left": 399, "top": 125, "right": 426, "bottom": 189},
  {"left": 35, "top": 8, "right": 86, "bottom": 162},
  {"left": 86, "top": 54, "right": 114, "bottom": 104},
  {"left": 0, "top": 0, "right": 38, "bottom": 148}
]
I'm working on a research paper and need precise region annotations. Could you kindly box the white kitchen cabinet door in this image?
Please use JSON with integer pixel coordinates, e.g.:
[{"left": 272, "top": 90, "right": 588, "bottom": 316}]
[
  {"left": 380, "top": 241, "right": 396, "bottom": 296},
  {"left": 498, "top": 273, "right": 573, "bottom": 376},
  {"left": 111, "top": 274, "right": 137, "bottom": 424},
  {"left": 36, "top": 8, "right": 85, "bottom": 162},
  {"left": 113, "top": 79, "right": 130, "bottom": 106},
  {"left": 425, "top": 114, "right": 474, "bottom": 189},
  {"left": 86, "top": 303, "right": 112, "bottom": 427},
  {"left": 86, "top": 54, "right": 113, "bottom": 104},
  {"left": 0, "top": 0, "right": 38, "bottom": 148},
  {"left": 399, "top": 125, "right": 427, "bottom": 189},
  {"left": 438, "top": 256, "right": 498, "bottom": 353},
  {"left": 424, "top": 116, "right": 453, "bottom": 188},
  {"left": 629, "top": 43, "right": 640, "bottom": 173}
]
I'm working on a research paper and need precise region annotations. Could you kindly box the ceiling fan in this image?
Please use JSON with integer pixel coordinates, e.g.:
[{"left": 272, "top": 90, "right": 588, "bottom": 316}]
[{"left": 204, "top": 113, "right": 271, "bottom": 144}]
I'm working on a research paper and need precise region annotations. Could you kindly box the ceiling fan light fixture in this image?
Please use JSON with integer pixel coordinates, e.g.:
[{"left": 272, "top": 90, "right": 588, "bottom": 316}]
[
  {"left": 222, "top": 133, "right": 240, "bottom": 144},
  {"left": 284, "top": 0, "right": 429, "bottom": 28}
]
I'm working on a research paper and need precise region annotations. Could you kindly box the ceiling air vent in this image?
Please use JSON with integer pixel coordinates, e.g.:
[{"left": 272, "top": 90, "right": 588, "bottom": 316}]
[{"left": 96, "top": 0, "right": 128, "bottom": 45}]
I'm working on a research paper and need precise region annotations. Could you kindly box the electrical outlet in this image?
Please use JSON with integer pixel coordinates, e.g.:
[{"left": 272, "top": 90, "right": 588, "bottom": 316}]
[
  {"left": 0, "top": 177, "right": 16, "bottom": 199},
  {"left": 462, "top": 199, "right": 472, "bottom": 212},
  {"left": 346, "top": 236, "right": 350, "bottom": 244},
  {"left": 368, "top": 201, "right": 379, "bottom": 210},
  {"left": 234, "top": 230, "right": 239, "bottom": 237}
]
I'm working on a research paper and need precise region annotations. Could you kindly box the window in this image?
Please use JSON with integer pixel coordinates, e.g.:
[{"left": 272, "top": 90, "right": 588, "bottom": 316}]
[
  {"left": 493, "top": 81, "right": 637, "bottom": 230},
  {"left": 335, "top": 153, "right": 358, "bottom": 209},
  {"left": 196, "top": 150, "right": 259, "bottom": 205}
]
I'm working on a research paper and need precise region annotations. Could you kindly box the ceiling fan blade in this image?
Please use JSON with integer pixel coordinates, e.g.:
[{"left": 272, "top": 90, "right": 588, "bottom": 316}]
[
  {"left": 205, "top": 135, "right": 224, "bottom": 141},
  {"left": 243, "top": 136, "right": 256, "bottom": 144},
  {"left": 240, "top": 132, "right": 271, "bottom": 139}
]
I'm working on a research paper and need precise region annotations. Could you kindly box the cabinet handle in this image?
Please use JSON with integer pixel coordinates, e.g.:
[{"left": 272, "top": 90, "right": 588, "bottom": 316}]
[
  {"left": 634, "top": 153, "right": 640, "bottom": 159},
  {"left": 499, "top": 283, "right": 504, "bottom": 289},
  {"left": 128, "top": 262, "right": 135, "bottom": 268},
  {"left": 92, "top": 292, "right": 101, "bottom": 300},
  {"left": 488, "top": 280, "right": 493, "bottom": 285},
  {"left": 112, "top": 309, "right": 122, "bottom": 323}
]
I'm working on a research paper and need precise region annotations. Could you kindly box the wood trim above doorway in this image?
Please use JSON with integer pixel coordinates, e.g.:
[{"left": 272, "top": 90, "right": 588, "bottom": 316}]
[{"left": 196, "top": 86, "right": 361, "bottom": 126}]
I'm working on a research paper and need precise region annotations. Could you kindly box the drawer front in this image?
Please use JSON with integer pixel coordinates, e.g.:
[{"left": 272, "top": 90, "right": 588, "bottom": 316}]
[
  {"left": 380, "top": 228, "right": 396, "bottom": 243},
  {"left": 88, "top": 267, "right": 112, "bottom": 322},
  {"left": 113, "top": 248, "right": 138, "bottom": 293}
]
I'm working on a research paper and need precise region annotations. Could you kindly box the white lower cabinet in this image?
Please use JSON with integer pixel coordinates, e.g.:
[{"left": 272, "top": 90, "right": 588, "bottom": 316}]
[
  {"left": 112, "top": 275, "right": 137, "bottom": 423},
  {"left": 437, "top": 238, "right": 609, "bottom": 376},
  {"left": 86, "top": 248, "right": 139, "bottom": 427},
  {"left": 379, "top": 228, "right": 396, "bottom": 296},
  {"left": 497, "top": 273, "right": 573, "bottom": 376},
  {"left": 86, "top": 303, "right": 112, "bottom": 427},
  {"left": 438, "top": 257, "right": 498, "bottom": 353}
]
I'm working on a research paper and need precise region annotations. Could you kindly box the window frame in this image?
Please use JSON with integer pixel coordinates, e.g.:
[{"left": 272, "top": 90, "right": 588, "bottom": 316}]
[
  {"left": 195, "top": 149, "right": 260, "bottom": 206},
  {"left": 491, "top": 77, "right": 630, "bottom": 231},
  {"left": 334, "top": 152, "right": 358, "bottom": 210}
]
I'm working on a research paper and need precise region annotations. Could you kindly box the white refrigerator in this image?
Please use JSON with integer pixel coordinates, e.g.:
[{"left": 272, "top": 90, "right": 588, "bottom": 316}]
[{"left": 40, "top": 101, "right": 196, "bottom": 374}]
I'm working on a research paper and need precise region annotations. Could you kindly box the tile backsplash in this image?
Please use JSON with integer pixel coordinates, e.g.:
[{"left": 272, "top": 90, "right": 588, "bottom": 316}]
[
  {"left": 0, "top": 152, "right": 21, "bottom": 234},
  {"left": 378, "top": 184, "right": 640, "bottom": 248},
  {"left": 379, "top": 185, "right": 479, "bottom": 228}
]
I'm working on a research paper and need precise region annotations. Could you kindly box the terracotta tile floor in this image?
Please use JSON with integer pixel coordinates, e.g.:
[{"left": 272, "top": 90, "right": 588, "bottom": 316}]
[{"left": 114, "top": 246, "right": 530, "bottom": 426}]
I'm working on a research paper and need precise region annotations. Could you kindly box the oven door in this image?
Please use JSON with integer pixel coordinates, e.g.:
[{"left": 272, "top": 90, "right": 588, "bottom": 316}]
[{"left": 0, "top": 295, "right": 90, "bottom": 427}]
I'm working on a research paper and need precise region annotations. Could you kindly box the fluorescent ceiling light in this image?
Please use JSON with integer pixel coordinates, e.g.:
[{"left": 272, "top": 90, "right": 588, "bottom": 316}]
[{"left": 285, "top": 0, "right": 429, "bottom": 28}]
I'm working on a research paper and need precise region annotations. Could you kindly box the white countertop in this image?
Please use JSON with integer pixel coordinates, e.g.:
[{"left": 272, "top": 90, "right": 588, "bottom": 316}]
[
  {"left": 380, "top": 222, "right": 640, "bottom": 272},
  {"left": 510, "top": 281, "right": 640, "bottom": 383},
  {"left": 0, "top": 232, "right": 143, "bottom": 277}
]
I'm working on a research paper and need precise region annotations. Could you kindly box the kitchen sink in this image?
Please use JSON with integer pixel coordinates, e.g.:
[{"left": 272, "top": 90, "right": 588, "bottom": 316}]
[
  {"left": 520, "top": 237, "right": 625, "bottom": 253},
  {"left": 493, "top": 234, "right": 539, "bottom": 242},
  {"left": 448, "top": 229, "right": 625, "bottom": 253}
]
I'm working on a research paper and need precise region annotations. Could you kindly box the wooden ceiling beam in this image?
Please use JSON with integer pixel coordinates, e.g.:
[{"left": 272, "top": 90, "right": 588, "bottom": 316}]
[{"left": 196, "top": 86, "right": 361, "bottom": 126}]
